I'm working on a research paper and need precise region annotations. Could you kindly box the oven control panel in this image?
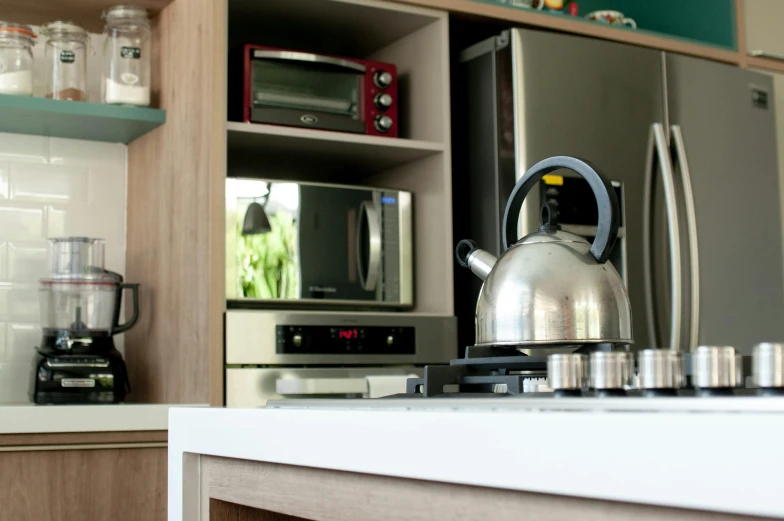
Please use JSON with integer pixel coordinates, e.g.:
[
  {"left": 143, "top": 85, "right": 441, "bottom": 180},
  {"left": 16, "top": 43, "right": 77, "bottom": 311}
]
[{"left": 276, "top": 325, "right": 415, "bottom": 355}]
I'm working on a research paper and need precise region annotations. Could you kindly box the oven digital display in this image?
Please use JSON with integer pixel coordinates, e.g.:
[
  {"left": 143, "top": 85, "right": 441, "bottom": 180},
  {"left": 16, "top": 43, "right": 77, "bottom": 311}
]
[
  {"left": 276, "top": 325, "right": 415, "bottom": 355},
  {"left": 337, "top": 328, "right": 359, "bottom": 340}
]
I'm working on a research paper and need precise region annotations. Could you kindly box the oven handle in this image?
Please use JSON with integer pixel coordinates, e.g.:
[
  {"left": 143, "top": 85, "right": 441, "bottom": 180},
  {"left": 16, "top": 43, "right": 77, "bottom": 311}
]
[
  {"left": 356, "top": 200, "right": 382, "bottom": 292},
  {"left": 251, "top": 49, "right": 366, "bottom": 73},
  {"left": 276, "top": 378, "right": 368, "bottom": 395}
]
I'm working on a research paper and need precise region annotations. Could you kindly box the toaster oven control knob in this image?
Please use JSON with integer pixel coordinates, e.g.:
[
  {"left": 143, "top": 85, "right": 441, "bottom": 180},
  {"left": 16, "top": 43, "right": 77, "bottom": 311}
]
[
  {"left": 374, "top": 115, "right": 394, "bottom": 133},
  {"left": 292, "top": 334, "right": 303, "bottom": 347},
  {"left": 373, "top": 70, "right": 393, "bottom": 89},
  {"left": 374, "top": 92, "right": 394, "bottom": 110}
]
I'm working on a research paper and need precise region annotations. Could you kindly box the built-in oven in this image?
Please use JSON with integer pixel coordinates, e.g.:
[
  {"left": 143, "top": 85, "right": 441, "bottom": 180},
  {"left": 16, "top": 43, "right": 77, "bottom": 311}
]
[
  {"left": 226, "top": 178, "right": 413, "bottom": 308},
  {"left": 224, "top": 310, "right": 457, "bottom": 407}
]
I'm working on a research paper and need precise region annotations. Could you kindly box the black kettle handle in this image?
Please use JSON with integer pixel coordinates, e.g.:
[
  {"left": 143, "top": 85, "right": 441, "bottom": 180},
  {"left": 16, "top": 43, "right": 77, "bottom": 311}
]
[
  {"left": 113, "top": 283, "right": 140, "bottom": 334},
  {"left": 502, "top": 156, "right": 620, "bottom": 263}
]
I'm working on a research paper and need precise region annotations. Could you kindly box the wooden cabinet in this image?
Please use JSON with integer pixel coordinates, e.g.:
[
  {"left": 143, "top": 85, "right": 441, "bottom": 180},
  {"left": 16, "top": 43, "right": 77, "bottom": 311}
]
[{"left": 0, "top": 446, "right": 167, "bottom": 521}]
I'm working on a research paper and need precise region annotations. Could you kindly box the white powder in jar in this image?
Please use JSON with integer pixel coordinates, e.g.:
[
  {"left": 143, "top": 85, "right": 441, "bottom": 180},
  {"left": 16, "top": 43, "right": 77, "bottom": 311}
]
[
  {"left": 104, "top": 78, "right": 150, "bottom": 106},
  {"left": 0, "top": 70, "right": 33, "bottom": 96}
]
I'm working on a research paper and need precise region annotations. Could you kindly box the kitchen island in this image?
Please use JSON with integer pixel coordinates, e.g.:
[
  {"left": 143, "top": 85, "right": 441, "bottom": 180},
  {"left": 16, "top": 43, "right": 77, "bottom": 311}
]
[{"left": 169, "top": 399, "right": 784, "bottom": 520}]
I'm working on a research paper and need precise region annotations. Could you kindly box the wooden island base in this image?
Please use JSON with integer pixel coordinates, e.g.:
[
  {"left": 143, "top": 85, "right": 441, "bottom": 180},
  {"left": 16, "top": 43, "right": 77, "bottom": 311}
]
[{"left": 193, "top": 456, "right": 769, "bottom": 521}]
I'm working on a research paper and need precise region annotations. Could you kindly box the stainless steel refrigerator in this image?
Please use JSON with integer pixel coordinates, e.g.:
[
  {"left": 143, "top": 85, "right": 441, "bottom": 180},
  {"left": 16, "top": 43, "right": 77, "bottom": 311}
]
[{"left": 455, "top": 28, "right": 784, "bottom": 355}]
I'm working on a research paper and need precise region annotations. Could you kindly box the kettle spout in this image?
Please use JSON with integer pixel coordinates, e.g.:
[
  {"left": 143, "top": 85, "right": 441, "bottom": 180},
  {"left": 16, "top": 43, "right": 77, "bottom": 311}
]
[{"left": 456, "top": 239, "right": 497, "bottom": 281}]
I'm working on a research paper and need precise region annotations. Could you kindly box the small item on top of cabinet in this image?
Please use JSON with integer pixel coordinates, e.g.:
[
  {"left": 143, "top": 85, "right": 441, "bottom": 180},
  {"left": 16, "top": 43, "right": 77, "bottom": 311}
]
[
  {"left": 101, "top": 5, "right": 151, "bottom": 106},
  {"left": 586, "top": 10, "right": 637, "bottom": 29},
  {"left": 41, "top": 21, "right": 89, "bottom": 101},
  {"left": 0, "top": 22, "right": 35, "bottom": 96}
]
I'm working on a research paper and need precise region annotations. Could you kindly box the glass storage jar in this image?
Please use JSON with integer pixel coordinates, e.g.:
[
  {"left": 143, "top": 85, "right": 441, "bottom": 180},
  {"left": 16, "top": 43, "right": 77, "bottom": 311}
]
[
  {"left": 41, "top": 20, "right": 89, "bottom": 101},
  {"left": 102, "top": 5, "right": 150, "bottom": 106},
  {"left": 0, "top": 22, "right": 35, "bottom": 96}
]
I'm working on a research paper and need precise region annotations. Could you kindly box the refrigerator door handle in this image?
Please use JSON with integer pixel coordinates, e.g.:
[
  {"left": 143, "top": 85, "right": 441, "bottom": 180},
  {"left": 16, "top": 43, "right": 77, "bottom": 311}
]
[
  {"left": 670, "top": 124, "right": 700, "bottom": 351},
  {"left": 644, "top": 123, "right": 682, "bottom": 351}
]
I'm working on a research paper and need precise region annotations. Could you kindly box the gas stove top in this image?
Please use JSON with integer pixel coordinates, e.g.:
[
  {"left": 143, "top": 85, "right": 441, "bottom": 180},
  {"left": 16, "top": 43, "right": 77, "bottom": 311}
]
[{"left": 264, "top": 343, "right": 784, "bottom": 409}]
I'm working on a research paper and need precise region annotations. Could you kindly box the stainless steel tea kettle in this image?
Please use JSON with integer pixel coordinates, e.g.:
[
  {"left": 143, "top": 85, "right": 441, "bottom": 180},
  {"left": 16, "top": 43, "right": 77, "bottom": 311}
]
[{"left": 456, "top": 156, "right": 633, "bottom": 348}]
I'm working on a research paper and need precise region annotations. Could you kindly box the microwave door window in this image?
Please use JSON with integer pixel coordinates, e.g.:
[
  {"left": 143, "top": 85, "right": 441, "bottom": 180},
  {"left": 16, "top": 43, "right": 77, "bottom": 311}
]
[
  {"left": 250, "top": 59, "right": 365, "bottom": 133},
  {"left": 298, "top": 186, "right": 377, "bottom": 301},
  {"left": 236, "top": 182, "right": 301, "bottom": 300}
]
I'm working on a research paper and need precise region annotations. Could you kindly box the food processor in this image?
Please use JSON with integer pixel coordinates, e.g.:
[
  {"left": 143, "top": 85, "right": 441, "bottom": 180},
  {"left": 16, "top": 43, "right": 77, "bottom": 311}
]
[{"left": 33, "top": 237, "right": 140, "bottom": 404}]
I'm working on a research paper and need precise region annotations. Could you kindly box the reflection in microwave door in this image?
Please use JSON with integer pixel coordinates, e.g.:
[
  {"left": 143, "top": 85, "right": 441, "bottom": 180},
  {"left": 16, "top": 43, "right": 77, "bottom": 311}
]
[
  {"left": 300, "top": 114, "right": 319, "bottom": 125},
  {"left": 309, "top": 286, "right": 337, "bottom": 293}
]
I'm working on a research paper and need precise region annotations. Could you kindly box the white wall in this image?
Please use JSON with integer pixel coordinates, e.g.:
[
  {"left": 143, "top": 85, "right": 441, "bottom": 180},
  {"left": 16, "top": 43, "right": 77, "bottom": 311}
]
[{"left": 0, "top": 28, "right": 127, "bottom": 403}]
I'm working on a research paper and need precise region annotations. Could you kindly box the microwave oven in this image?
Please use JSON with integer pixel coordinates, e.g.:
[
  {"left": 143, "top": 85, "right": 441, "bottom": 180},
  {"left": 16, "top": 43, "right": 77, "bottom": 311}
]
[
  {"left": 230, "top": 44, "right": 399, "bottom": 137},
  {"left": 226, "top": 178, "right": 413, "bottom": 308}
]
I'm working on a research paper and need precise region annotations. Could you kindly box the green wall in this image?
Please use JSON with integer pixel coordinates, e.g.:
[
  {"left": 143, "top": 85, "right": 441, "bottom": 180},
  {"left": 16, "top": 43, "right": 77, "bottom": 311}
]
[{"left": 575, "top": 0, "right": 737, "bottom": 49}]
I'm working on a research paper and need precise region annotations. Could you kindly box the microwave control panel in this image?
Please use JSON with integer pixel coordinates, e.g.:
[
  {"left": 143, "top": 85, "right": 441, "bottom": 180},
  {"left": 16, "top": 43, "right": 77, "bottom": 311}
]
[{"left": 276, "top": 325, "right": 415, "bottom": 355}]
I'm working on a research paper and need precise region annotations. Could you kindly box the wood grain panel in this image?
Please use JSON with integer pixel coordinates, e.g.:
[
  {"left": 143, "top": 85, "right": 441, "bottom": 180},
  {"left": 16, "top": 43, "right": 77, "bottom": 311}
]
[
  {"left": 0, "top": 0, "right": 172, "bottom": 32},
  {"left": 391, "top": 0, "right": 742, "bottom": 64},
  {"left": 0, "top": 430, "right": 166, "bottom": 447},
  {"left": 126, "top": 0, "right": 227, "bottom": 405},
  {"left": 211, "top": 499, "right": 308, "bottom": 521},
  {"left": 735, "top": 0, "right": 747, "bottom": 66},
  {"left": 0, "top": 447, "right": 166, "bottom": 521},
  {"left": 201, "top": 456, "right": 770, "bottom": 521}
]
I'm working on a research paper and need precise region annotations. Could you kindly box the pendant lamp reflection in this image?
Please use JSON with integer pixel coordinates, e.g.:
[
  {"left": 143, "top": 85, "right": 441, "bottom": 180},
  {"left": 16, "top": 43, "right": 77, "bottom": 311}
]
[{"left": 241, "top": 183, "right": 272, "bottom": 235}]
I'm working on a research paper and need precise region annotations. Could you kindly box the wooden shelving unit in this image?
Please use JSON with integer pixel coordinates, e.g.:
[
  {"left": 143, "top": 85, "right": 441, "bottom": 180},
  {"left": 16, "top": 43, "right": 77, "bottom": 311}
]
[
  {"left": 227, "top": 123, "right": 444, "bottom": 178},
  {"left": 0, "top": 0, "right": 174, "bottom": 32},
  {"left": 0, "top": 95, "right": 165, "bottom": 143}
]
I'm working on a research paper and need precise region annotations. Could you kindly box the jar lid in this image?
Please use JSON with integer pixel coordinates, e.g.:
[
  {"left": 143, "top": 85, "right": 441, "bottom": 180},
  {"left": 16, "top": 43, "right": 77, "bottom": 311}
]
[
  {"left": 102, "top": 4, "right": 149, "bottom": 22},
  {"left": 41, "top": 20, "right": 89, "bottom": 41},
  {"left": 0, "top": 21, "right": 36, "bottom": 39}
]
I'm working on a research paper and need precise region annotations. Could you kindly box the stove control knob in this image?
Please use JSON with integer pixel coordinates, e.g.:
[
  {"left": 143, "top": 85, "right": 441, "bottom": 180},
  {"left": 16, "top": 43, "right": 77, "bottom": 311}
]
[
  {"left": 374, "top": 115, "right": 393, "bottom": 133},
  {"left": 373, "top": 70, "right": 393, "bottom": 89},
  {"left": 374, "top": 92, "right": 393, "bottom": 110},
  {"left": 638, "top": 349, "right": 685, "bottom": 396},
  {"left": 753, "top": 343, "right": 784, "bottom": 395},
  {"left": 547, "top": 353, "right": 587, "bottom": 397},
  {"left": 386, "top": 335, "right": 395, "bottom": 346},
  {"left": 589, "top": 351, "right": 632, "bottom": 396},
  {"left": 691, "top": 346, "right": 742, "bottom": 396},
  {"left": 292, "top": 334, "right": 303, "bottom": 347}
]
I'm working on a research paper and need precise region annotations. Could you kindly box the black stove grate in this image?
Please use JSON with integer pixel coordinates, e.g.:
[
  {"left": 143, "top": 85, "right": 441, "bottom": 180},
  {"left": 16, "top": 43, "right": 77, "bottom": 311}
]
[{"left": 405, "top": 346, "right": 548, "bottom": 398}]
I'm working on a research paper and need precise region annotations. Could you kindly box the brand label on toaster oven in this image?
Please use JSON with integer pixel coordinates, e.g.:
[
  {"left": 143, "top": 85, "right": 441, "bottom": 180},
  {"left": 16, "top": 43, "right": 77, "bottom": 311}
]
[
  {"left": 121, "top": 46, "right": 142, "bottom": 59},
  {"left": 61, "top": 378, "right": 96, "bottom": 388}
]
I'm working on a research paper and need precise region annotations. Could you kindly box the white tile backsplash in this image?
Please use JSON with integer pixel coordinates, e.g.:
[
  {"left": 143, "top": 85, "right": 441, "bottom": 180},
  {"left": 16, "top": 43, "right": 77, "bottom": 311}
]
[
  {"left": 0, "top": 134, "right": 127, "bottom": 403},
  {"left": 0, "top": 133, "right": 49, "bottom": 164},
  {"left": 0, "top": 205, "right": 45, "bottom": 241},
  {"left": 10, "top": 163, "right": 89, "bottom": 204}
]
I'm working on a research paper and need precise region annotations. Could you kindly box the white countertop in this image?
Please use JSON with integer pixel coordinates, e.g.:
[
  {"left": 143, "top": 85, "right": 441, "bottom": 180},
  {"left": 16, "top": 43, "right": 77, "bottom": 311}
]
[
  {"left": 1, "top": 404, "right": 193, "bottom": 434},
  {"left": 169, "top": 398, "right": 784, "bottom": 520}
]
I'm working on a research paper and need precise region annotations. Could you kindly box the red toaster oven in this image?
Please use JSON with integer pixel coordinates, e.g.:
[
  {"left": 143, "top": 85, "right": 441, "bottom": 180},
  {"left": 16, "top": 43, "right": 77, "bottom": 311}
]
[{"left": 233, "top": 44, "right": 399, "bottom": 137}]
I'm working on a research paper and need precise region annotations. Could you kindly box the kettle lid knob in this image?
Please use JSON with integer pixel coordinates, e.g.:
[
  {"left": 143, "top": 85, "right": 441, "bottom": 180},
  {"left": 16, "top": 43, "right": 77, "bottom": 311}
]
[
  {"left": 502, "top": 156, "right": 620, "bottom": 263},
  {"left": 538, "top": 201, "right": 561, "bottom": 233}
]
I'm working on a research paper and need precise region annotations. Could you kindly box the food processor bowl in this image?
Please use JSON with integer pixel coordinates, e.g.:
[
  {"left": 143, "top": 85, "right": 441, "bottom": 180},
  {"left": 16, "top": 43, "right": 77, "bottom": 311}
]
[{"left": 38, "top": 279, "right": 118, "bottom": 335}]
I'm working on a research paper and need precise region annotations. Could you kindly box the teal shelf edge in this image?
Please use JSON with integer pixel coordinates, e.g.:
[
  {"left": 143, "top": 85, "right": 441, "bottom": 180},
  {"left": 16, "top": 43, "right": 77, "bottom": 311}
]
[
  {"left": 470, "top": 0, "right": 737, "bottom": 52},
  {"left": 0, "top": 94, "right": 166, "bottom": 144}
]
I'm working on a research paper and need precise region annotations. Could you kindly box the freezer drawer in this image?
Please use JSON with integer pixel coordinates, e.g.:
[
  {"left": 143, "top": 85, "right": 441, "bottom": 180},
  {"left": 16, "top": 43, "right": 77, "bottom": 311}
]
[{"left": 225, "top": 367, "right": 421, "bottom": 407}]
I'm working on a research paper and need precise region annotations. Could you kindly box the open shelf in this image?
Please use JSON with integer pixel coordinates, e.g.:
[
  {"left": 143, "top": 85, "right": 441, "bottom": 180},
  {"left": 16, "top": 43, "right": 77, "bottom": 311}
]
[
  {"left": 0, "top": 95, "right": 166, "bottom": 143},
  {"left": 228, "top": 0, "right": 441, "bottom": 57},
  {"left": 226, "top": 122, "right": 444, "bottom": 178},
  {"left": 0, "top": 0, "right": 173, "bottom": 32},
  {"left": 395, "top": 0, "right": 742, "bottom": 64}
]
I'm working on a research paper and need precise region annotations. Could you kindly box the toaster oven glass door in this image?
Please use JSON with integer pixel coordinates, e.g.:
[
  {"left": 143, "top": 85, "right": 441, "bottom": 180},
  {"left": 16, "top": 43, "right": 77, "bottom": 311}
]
[
  {"left": 228, "top": 179, "right": 409, "bottom": 306},
  {"left": 250, "top": 51, "right": 365, "bottom": 133}
]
